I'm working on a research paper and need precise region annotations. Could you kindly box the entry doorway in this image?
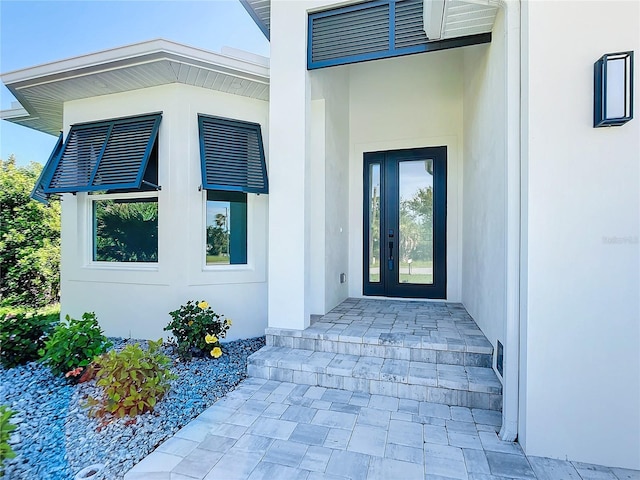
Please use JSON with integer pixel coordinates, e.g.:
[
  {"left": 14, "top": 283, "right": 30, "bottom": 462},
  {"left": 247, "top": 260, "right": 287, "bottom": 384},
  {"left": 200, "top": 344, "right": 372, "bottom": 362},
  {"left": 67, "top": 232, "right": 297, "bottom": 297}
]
[{"left": 363, "top": 147, "right": 447, "bottom": 298}]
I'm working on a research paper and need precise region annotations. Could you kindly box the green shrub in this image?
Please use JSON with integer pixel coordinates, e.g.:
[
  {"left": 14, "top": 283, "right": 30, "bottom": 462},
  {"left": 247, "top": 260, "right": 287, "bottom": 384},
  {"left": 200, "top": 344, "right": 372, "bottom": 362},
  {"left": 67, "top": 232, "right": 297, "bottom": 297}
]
[
  {"left": 0, "top": 303, "right": 59, "bottom": 318},
  {"left": 165, "top": 300, "right": 231, "bottom": 360},
  {"left": 0, "top": 311, "right": 58, "bottom": 368},
  {"left": 0, "top": 405, "right": 17, "bottom": 474},
  {"left": 85, "top": 339, "right": 176, "bottom": 418},
  {"left": 39, "top": 312, "right": 112, "bottom": 377},
  {"left": 0, "top": 157, "right": 61, "bottom": 308}
]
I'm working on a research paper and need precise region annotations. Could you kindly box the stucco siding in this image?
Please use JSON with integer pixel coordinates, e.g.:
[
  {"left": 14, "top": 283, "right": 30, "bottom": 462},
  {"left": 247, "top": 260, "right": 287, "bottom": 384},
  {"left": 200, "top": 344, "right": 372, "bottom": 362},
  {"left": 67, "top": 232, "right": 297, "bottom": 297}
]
[
  {"left": 60, "top": 83, "right": 269, "bottom": 341},
  {"left": 521, "top": 0, "right": 640, "bottom": 469},
  {"left": 461, "top": 7, "right": 507, "bottom": 370}
]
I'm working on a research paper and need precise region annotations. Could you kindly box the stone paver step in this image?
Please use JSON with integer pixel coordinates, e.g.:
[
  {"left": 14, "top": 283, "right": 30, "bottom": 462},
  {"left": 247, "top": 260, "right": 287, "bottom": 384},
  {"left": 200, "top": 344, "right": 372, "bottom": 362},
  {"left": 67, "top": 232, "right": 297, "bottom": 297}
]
[
  {"left": 266, "top": 321, "right": 494, "bottom": 354},
  {"left": 266, "top": 327, "right": 493, "bottom": 367},
  {"left": 248, "top": 346, "right": 502, "bottom": 411}
]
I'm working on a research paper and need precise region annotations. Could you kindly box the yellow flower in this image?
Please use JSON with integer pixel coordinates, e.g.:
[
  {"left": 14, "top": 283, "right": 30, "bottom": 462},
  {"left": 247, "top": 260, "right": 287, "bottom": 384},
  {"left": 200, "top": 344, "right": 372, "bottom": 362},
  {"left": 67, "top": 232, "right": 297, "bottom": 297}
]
[
  {"left": 198, "top": 301, "right": 209, "bottom": 310},
  {"left": 188, "top": 320, "right": 193, "bottom": 326},
  {"left": 205, "top": 334, "right": 218, "bottom": 344},
  {"left": 226, "top": 319, "right": 232, "bottom": 326},
  {"left": 210, "top": 347, "right": 222, "bottom": 358}
]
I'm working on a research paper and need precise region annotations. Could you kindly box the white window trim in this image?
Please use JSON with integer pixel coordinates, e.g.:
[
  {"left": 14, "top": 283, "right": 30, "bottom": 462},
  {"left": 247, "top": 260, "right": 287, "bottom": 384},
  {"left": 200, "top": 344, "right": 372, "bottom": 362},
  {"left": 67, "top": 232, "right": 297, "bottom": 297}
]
[
  {"left": 201, "top": 189, "right": 255, "bottom": 272},
  {"left": 87, "top": 190, "right": 159, "bottom": 270}
]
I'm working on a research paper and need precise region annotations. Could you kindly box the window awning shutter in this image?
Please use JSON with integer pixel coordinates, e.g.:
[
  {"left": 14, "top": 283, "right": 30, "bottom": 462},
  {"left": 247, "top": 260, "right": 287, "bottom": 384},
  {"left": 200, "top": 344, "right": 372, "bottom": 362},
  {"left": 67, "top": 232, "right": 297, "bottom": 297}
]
[
  {"left": 40, "top": 113, "right": 161, "bottom": 195},
  {"left": 31, "top": 132, "right": 63, "bottom": 204},
  {"left": 198, "top": 114, "right": 269, "bottom": 194}
]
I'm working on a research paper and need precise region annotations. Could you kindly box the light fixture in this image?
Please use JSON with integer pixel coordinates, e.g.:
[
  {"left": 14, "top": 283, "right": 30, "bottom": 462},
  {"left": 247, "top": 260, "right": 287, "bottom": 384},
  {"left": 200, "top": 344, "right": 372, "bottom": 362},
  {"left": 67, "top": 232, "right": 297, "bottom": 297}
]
[{"left": 594, "top": 51, "right": 634, "bottom": 127}]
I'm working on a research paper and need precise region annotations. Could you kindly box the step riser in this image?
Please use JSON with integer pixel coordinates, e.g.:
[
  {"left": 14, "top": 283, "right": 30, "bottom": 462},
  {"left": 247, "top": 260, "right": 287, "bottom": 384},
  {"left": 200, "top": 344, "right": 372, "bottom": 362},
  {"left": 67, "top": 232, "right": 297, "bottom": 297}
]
[
  {"left": 247, "top": 364, "right": 502, "bottom": 411},
  {"left": 249, "top": 353, "right": 501, "bottom": 395},
  {"left": 257, "top": 300, "right": 502, "bottom": 413},
  {"left": 266, "top": 334, "right": 492, "bottom": 368}
]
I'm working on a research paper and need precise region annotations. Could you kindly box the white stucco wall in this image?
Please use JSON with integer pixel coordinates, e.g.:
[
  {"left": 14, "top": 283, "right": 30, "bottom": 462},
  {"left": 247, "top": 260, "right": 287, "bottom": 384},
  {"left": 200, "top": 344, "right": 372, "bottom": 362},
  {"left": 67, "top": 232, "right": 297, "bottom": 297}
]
[
  {"left": 461, "top": 8, "right": 507, "bottom": 365},
  {"left": 60, "top": 83, "right": 269, "bottom": 341},
  {"left": 347, "top": 51, "right": 464, "bottom": 301},
  {"left": 268, "top": 0, "right": 312, "bottom": 330},
  {"left": 520, "top": 0, "right": 640, "bottom": 469},
  {"left": 308, "top": 99, "right": 327, "bottom": 316},
  {"left": 311, "top": 68, "right": 351, "bottom": 313},
  {"left": 268, "top": 0, "right": 350, "bottom": 328}
]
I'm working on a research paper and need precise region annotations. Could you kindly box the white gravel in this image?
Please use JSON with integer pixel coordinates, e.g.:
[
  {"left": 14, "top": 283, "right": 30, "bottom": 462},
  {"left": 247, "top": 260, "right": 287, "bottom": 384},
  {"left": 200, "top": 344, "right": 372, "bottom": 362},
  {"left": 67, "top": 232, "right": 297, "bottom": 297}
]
[{"left": 0, "top": 336, "right": 265, "bottom": 480}]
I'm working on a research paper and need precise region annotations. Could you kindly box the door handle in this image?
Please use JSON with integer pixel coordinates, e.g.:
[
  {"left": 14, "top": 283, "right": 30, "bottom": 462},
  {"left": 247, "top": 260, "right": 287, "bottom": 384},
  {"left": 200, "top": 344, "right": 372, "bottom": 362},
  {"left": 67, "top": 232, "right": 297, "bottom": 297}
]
[{"left": 388, "top": 229, "right": 394, "bottom": 271}]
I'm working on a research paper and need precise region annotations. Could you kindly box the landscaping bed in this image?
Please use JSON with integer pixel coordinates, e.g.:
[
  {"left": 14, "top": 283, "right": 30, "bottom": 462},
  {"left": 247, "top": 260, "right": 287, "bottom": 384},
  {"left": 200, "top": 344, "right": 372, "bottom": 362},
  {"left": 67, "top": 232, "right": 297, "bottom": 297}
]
[{"left": 0, "top": 336, "right": 265, "bottom": 480}]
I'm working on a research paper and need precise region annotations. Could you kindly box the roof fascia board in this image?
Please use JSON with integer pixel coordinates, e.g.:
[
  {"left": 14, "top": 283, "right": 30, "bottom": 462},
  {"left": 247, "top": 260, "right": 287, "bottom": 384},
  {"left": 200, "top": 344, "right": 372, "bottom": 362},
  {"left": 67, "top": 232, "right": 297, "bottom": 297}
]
[
  {"left": 239, "top": 0, "right": 271, "bottom": 40},
  {"left": 1, "top": 39, "right": 269, "bottom": 88},
  {"left": 7, "top": 53, "right": 268, "bottom": 95},
  {"left": 0, "top": 106, "right": 31, "bottom": 120}
]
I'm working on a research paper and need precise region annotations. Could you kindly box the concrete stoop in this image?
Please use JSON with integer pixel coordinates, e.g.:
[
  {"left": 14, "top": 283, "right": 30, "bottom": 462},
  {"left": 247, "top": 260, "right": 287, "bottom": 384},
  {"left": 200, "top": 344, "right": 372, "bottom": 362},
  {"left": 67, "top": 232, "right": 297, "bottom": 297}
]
[{"left": 248, "top": 298, "right": 503, "bottom": 411}]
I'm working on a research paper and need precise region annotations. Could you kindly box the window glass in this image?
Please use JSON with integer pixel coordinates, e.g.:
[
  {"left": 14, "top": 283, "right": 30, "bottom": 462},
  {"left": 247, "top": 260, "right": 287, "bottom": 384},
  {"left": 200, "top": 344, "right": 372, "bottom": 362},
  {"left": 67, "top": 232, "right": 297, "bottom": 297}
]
[
  {"left": 93, "top": 197, "right": 158, "bottom": 262},
  {"left": 206, "top": 190, "right": 247, "bottom": 265}
]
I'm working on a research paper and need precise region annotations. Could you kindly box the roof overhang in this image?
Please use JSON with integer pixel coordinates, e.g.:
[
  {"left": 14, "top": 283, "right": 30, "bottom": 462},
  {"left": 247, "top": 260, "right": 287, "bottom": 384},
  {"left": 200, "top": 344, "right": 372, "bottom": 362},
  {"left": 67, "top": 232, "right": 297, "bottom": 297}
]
[
  {"left": 239, "top": 0, "right": 271, "bottom": 40},
  {"left": 1, "top": 39, "right": 270, "bottom": 136}
]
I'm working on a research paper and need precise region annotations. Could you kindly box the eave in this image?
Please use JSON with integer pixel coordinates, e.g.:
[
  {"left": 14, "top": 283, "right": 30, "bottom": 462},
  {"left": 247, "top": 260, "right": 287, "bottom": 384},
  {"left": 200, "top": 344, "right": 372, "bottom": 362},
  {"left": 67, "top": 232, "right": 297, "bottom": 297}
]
[{"left": 1, "top": 39, "right": 270, "bottom": 136}]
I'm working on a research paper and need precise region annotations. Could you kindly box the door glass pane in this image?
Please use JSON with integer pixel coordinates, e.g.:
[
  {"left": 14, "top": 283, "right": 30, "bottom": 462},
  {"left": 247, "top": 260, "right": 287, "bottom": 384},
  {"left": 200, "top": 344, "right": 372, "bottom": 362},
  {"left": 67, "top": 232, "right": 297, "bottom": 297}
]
[
  {"left": 368, "top": 163, "right": 381, "bottom": 283},
  {"left": 399, "top": 159, "right": 433, "bottom": 284}
]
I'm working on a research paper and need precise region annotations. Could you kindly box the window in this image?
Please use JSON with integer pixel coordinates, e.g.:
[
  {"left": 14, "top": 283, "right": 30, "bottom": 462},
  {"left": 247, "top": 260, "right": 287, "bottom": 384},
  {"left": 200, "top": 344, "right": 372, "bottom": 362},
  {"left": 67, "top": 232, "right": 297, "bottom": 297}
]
[
  {"left": 198, "top": 114, "right": 269, "bottom": 267},
  {"left": 92, "top": 194, "right": 158, "bottom": 263},
  {"left": 206, "top": 191, "right": 247, "bottom": 265},
  {"left": 34, "top": 113, "right": 165, "bottom": 264}
]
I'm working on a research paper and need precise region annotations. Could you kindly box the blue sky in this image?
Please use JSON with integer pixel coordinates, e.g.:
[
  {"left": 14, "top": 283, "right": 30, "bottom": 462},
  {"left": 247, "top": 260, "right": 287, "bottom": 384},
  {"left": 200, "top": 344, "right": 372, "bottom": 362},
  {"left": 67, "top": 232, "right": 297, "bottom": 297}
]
[{"left": 0, "top": 0, "right": 270, "bottom": 166}]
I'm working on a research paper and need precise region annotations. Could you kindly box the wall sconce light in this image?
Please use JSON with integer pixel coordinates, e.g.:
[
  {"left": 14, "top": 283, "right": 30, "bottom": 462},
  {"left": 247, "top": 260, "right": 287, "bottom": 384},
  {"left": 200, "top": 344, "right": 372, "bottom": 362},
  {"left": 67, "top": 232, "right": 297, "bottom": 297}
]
[{"left": 594, "top": 51, "right": 634, "bottom": 127}]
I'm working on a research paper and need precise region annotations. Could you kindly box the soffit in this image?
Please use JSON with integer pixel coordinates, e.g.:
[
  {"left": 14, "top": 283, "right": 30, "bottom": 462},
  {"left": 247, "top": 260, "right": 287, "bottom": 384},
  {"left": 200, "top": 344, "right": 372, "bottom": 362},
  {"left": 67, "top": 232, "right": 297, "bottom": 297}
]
[
  {"left": 441, "top": 1, "right": 499, "bottom": 39},
  {"left": 1, "top": 39, "right": 270, "bottom": 136}
]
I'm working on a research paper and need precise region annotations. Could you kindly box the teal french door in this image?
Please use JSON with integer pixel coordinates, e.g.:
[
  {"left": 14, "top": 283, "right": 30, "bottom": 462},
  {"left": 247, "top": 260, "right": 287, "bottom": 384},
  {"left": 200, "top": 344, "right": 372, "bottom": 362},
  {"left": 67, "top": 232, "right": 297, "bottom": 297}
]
[{"left": 363, "top": 147, "right": 447, "bottom": 298}]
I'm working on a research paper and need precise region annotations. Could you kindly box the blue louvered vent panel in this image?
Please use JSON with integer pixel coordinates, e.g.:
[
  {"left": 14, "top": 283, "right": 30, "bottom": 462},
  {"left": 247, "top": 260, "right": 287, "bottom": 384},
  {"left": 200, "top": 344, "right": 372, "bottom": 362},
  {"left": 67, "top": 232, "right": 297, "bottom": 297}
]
[
  {"left": 308, "top": 0, "right": 491, "bottom": 69},
  {"left": 93, "top": 117, "right": 159, "bottom": 187},
  {"left": 310, "top": 2, "right": 390, "bottom": 64},
  {"left": 44, "top": 114, "right": 161, "bottom": 193},
  {"left": 31, "top": 133, "right": 64, "bottom": 204},
  {"left": 199, "top": 115, "right": 268, "bottom": 194},
  {"left": 395, "top": 0, "right": 428, "bottom": 49}
]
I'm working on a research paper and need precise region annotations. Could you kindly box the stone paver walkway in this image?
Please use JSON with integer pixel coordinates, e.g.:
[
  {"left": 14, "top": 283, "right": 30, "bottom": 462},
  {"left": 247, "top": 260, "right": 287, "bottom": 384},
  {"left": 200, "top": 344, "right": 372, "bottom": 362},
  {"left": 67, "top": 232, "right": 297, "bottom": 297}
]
[{"left": 124, "top": 377, "right": 639, "bottom": 480}]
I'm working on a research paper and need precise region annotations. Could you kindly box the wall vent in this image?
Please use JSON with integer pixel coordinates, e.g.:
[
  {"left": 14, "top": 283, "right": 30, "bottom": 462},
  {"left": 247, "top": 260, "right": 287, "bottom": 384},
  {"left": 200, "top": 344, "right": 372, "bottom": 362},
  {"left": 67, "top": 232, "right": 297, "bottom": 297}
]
[{"left": 496, "top": 340, "right": 504, "bottom": 377}]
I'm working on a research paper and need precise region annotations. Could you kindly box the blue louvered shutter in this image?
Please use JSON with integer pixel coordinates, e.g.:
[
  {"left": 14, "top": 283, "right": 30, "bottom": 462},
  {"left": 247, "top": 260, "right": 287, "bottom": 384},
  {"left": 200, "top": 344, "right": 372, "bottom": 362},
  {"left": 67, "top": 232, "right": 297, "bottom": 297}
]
[
  {"left": 43, "top": 113, "right": 161, "bottom": 194},
  {"left": 198, "top": 115, "right": 268, "bottom": 194},
  {"left": 31, "top": 133, "right": 64, "bottom": 204}
]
